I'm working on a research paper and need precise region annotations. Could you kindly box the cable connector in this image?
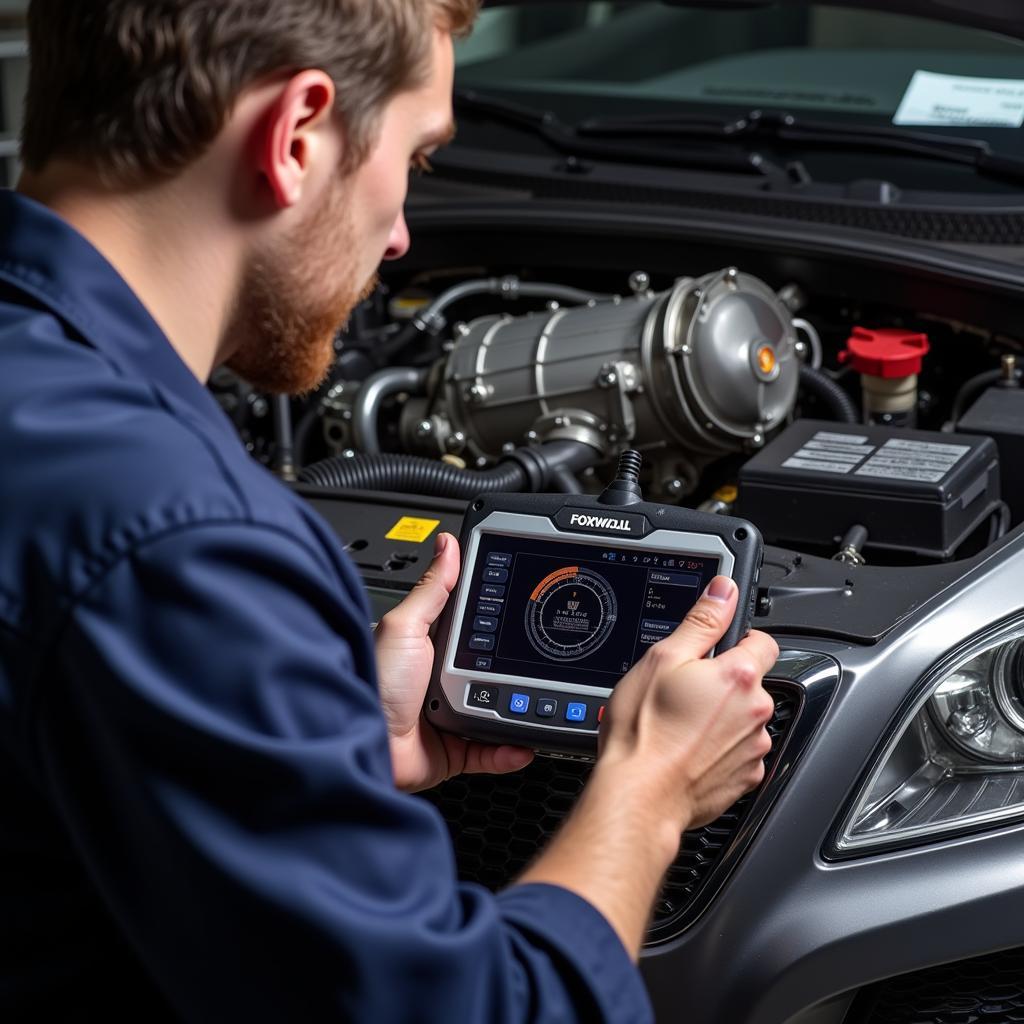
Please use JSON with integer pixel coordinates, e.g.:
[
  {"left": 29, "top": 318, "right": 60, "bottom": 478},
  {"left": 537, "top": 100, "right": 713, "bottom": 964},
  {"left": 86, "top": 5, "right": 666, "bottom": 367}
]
[{"left": 598, "top": 450, "right": 644, "bottom": 506}]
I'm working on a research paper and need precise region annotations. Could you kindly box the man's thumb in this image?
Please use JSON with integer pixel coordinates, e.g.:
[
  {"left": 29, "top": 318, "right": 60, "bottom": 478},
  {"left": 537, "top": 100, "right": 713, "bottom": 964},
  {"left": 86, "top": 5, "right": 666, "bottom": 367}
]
[
  {"left": 658, "top": 575, "right": 738, "bottom": 662},
  {"left": 397, "top": 533, "right": 460, "bottom": 627}
]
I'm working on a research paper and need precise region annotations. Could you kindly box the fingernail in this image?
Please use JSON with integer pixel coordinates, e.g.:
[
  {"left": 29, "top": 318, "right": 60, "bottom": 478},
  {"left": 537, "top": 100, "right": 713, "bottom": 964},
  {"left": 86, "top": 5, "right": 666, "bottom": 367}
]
[
  {"left": 435, "top": 533, "right": 449, "bottom": 556},
  {"left": 706, "top": 576, "right": 735, "bottom": 602}
]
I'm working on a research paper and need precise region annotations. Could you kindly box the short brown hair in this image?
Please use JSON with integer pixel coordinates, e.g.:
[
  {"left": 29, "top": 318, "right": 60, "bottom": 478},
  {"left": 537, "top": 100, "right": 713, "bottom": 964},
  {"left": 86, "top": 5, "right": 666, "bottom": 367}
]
[{"left": 22, "top": 0, "right": 477, "bottom": 185}]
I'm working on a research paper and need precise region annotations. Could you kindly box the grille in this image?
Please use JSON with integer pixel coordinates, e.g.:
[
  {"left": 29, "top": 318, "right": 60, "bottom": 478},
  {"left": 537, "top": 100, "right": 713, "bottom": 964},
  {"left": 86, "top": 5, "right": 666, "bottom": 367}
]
[
  {"left": 847, "top": 947, "right": 1024, "bottom": 1024},
  {"left": 423, "top": 683, "right": 798, "bottom": 942}
]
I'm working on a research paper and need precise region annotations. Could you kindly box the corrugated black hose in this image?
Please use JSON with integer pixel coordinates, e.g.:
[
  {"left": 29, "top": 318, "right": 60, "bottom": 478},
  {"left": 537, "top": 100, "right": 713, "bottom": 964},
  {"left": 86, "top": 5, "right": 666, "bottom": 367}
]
[
  {"left": 798, "top": 364, "right": 859, "bottom": 423},
  {"left": 298, "top": 441, "right": 598, "bottom": 499}
]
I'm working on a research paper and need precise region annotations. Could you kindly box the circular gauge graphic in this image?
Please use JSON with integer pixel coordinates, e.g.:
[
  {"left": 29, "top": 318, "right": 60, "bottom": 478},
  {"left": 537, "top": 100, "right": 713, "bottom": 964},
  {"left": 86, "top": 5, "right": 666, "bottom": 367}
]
[{"left": 525, "top": 565, "right": 617, "bottom": 662}]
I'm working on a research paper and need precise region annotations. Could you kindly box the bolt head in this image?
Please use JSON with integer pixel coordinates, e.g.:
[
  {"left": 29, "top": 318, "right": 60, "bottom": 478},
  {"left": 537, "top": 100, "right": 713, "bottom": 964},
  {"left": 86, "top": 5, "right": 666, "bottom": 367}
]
[{"left": 628, "top": 270, "right": 650, "bottom": 294}]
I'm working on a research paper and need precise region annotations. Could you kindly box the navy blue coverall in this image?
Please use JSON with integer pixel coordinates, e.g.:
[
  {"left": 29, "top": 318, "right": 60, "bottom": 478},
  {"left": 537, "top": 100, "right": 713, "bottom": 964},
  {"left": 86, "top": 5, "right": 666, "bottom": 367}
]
[{"left": 0, "top": 190, "right": 652, "bottom": 1022}]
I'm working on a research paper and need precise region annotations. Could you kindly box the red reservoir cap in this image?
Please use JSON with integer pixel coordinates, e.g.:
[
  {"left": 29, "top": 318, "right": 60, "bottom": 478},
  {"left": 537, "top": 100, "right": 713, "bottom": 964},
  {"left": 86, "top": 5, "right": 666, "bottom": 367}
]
[{"left": 840, "top": 327, "right": 930, "bottom": 379}]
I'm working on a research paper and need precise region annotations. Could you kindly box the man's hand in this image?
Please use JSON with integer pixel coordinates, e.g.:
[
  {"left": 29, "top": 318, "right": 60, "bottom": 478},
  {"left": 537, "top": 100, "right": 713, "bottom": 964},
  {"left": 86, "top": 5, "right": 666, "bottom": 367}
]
[
  {"left": 598, "top": 574, "right": 779, "bottom": 832},
  {"left": 519, "top": 575, "right": 778, "bottom": 957},
  {"left": 375, "top": 532, "right": 534, "bottom": 792}
]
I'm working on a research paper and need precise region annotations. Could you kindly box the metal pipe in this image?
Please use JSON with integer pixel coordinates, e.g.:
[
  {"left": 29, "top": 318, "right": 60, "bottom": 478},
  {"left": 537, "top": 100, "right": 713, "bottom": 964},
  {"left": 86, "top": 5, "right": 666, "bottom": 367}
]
[{"left": 351, "top": 366, "right": 429, "bottom": 455}]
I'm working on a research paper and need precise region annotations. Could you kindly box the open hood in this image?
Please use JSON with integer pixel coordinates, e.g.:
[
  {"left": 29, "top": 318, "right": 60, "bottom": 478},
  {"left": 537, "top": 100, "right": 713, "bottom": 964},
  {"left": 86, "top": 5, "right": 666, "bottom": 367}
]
[{"left": 483, "top": 0, "right": 1024, "bottom": 42}]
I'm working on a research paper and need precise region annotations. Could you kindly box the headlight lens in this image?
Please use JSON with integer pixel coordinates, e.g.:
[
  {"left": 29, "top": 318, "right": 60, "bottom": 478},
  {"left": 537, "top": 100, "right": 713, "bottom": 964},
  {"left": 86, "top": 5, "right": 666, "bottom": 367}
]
[{"left": 834, "top": 621, "right": 1024, "bottom": 855}]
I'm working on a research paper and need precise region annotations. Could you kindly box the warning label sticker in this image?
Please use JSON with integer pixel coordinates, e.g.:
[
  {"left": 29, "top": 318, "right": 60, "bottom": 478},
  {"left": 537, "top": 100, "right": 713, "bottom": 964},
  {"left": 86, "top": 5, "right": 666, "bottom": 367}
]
[
  {"left": 782, "top": 431, "right": 874, "bottom": 475},
  {"left": 855, "top": 438, "right": 969, "bottom": 483},
  {"left": 385, "top": 516, "right": 441, "bottom": 543}
]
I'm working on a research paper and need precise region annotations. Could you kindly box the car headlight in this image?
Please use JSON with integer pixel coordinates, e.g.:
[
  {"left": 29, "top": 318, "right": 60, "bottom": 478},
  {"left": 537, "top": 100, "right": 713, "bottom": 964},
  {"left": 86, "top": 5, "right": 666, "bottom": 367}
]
[{"left": 834, "top": 618, "right": 1024, "bottom": 855}]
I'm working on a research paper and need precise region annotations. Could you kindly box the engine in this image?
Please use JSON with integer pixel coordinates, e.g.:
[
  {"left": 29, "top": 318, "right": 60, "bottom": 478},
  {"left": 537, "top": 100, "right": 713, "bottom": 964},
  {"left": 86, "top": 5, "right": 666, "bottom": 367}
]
[
  {"left": 402, "top": 268, "right": 799, "bottom": 473},
  {"left": 212, "top": 256, "right": 1023, "bottom": 570}
]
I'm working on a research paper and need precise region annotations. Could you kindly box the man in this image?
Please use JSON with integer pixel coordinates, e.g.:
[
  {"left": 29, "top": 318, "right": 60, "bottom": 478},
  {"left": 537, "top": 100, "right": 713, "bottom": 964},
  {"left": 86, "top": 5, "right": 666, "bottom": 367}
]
[{"left": 0, "top": 1, "right": 778, "bottom": 1021}]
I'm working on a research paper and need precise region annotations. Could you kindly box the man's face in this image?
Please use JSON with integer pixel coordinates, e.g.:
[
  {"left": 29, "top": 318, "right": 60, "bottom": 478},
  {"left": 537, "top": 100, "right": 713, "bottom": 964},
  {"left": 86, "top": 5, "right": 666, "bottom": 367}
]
[{"left": 226, "top": 28, "right": 456, "bottom": 395}]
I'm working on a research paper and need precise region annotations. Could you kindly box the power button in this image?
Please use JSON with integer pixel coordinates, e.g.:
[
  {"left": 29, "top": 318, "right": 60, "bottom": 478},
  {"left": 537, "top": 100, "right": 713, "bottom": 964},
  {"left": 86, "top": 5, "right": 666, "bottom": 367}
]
[{"left": 468, "top": 684, "right": 499, "bottom": 709}]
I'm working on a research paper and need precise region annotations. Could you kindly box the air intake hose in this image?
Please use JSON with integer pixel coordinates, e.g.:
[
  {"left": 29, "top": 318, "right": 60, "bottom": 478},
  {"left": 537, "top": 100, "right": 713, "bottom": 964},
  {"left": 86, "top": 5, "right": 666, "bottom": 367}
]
[{"left": 299, "top": 441, "right": 599, "bottom": 499}]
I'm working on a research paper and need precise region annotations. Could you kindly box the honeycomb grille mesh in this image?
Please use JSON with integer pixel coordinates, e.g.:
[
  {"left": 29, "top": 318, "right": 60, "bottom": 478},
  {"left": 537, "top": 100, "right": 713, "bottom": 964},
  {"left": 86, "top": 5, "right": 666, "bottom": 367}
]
[
  {"left": 423, "top": 684, "right": 798, "bottom": 939},
  {"left": 847, "top": 947, "right": 1024, "bottom": 1024}
]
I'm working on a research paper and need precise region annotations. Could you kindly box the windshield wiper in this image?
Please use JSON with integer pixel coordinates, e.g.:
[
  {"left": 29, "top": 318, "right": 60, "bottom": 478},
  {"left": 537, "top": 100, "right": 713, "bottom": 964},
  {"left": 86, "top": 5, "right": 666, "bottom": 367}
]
[
  {"left": 453, "top": 89, "right": 784, "bottom": 178},
  {"left": 579, "top": 108, "right": 1024, "bottom": 186}
]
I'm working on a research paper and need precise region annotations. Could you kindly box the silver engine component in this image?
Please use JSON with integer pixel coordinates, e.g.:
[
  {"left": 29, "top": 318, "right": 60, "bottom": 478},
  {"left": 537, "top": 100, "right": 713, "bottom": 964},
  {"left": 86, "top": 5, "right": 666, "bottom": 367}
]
[{"left": 401, "top": 267, "right": 800, "bottom": 469}]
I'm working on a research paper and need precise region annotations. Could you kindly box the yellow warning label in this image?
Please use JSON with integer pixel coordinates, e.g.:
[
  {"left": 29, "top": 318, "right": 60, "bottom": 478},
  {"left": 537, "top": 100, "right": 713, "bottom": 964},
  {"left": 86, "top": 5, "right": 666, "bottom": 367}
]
[{"left": 385, "top": 517, "right": 441, "bottom": 543}]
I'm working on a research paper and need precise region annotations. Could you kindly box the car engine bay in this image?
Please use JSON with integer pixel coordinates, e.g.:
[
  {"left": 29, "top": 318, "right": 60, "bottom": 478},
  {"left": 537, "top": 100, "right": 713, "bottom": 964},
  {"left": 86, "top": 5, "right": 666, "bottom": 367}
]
[
  {"left": 211, "top": 209, "right": 1024, "bottom": 971},
  {"left": 203, "top": 202, "right": 1024, "bottom": 1018},
  {"left": 214, "top": 208, "right": 1024, "bottom": 632}
]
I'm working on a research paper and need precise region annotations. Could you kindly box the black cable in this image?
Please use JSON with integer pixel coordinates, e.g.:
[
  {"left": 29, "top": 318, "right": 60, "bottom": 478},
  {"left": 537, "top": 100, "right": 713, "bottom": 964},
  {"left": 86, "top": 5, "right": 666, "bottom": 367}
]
[
  {"left": 988, "top": 501, "right": 1012, "bottom": 545},
  {"left": 798, "top": 364, "right": 859, "bottom": 423},
  {"left": 271, "top": 395, "right": 296, "bottom": 481},
  {"left": 293, "top": 406, "right": 322, "bottom": 468},
  {"left": 951, "top": 367, "right": 1021, "bottom": 425}
]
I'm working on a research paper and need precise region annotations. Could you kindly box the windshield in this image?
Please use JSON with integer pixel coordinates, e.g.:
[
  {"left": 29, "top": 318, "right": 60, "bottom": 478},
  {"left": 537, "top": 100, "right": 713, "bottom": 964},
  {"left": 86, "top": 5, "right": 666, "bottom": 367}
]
[{"left": 456, "top": 3, "right": 1024, "bottom": 123}]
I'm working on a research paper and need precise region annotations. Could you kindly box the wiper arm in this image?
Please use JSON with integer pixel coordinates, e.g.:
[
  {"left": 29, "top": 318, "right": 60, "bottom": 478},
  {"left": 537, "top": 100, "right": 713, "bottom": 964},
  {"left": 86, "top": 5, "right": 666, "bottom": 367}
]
[
  {"left": 453, "top": 89, "right": 781, "bottom": 178},
  {"left": 579, "top": 108, "right": 1024, "bottom": 185}
]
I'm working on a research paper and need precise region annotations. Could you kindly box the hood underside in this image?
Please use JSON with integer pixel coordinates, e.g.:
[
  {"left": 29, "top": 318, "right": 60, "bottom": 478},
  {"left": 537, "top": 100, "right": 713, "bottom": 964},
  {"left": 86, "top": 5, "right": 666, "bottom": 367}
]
[{"left": 482, "top": 0, "right": 1024, "bottom": 43}]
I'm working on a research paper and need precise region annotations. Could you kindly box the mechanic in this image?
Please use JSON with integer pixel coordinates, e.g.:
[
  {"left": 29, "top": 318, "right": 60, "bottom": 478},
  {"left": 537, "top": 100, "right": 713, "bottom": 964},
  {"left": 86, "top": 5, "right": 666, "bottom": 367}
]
[{"left": 0, "top": 1, "right": 778, "bottom": 1021}]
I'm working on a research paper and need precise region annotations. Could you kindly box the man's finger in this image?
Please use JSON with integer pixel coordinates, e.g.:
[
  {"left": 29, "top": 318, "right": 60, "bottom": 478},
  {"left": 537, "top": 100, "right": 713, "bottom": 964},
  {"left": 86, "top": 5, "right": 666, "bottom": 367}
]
[
  {"left": 714, "top": 629, "right": 780, "bottom": 681},
  {"left": 654, "top": 575, "right": 738, "bottom": 663},
  {"left": 463, "top": 743, "right": 534, "bottom": 775}
]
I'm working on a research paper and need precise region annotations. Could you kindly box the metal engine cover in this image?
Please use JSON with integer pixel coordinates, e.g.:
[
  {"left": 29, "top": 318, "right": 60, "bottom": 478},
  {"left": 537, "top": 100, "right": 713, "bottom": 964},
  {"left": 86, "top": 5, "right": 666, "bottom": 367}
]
[{"left": 441, "top": 267, "right": 800, "bottom": 461}]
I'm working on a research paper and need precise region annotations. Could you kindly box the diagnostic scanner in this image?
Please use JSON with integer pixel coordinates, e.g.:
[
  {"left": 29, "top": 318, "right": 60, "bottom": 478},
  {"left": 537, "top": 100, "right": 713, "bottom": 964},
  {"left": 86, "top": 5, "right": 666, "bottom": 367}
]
[{"left": 425, "top": 451, "right": 763, "bottom": 756}]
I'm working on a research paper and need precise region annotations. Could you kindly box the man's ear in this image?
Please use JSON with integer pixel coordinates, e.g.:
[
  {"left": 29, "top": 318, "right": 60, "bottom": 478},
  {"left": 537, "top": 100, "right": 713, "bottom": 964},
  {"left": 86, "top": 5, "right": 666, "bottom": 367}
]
[{"left": 258, "top": 70, "right": 337, "bottom": 209}]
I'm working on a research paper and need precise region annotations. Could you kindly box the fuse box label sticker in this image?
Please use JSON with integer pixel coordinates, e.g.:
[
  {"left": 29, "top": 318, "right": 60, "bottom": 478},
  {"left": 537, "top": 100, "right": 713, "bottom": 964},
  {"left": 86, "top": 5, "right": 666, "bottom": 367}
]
[
  {"left": 385, "top": 516, "right": 441, "bottom": 543},
  {"left": 854, "top": 438, "right": 970, "bottom": 483},
  {"left": 782, "top": 431, "right": 875, "bottom": 475}
]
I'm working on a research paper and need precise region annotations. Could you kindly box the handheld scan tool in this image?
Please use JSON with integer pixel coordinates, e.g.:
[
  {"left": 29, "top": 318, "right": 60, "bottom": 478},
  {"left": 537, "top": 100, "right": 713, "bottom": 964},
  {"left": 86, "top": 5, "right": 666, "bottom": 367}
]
[{"left": 426, "top": 452, "right": 763, "bottom": 757}]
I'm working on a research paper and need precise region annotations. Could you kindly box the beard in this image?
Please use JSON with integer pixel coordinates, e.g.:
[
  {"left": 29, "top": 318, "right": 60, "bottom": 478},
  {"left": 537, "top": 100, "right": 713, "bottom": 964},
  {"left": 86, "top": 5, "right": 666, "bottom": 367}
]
[{"left": 224, "top": 181, "right": 378, "bottom": 395}]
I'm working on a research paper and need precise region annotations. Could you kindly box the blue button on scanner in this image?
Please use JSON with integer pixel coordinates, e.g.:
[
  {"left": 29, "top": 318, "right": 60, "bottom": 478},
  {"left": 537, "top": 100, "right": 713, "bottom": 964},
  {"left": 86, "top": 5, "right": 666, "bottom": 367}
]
[
  {"left": 509, "top": 693, "right": 530, "bottom": 715},
  {"left": 565, "top": 702, "right": 587, "bottom": 722}
]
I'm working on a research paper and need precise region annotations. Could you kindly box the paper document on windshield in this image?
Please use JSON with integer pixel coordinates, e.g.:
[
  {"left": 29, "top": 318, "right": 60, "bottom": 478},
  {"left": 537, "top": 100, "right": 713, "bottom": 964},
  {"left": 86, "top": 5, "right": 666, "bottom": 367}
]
[{"left": 894, "top": 70, "right": 1024, "bottom": 128}]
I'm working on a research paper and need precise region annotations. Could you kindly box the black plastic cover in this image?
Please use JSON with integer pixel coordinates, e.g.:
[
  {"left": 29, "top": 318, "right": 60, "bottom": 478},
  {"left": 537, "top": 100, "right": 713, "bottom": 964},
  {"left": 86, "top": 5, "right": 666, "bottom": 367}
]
[
  {"left": 738, "top": 419, "right": 1001, "bottom": 559},
  {"left": 958, "top": 385, "right": 1024, "bottom": 527}
]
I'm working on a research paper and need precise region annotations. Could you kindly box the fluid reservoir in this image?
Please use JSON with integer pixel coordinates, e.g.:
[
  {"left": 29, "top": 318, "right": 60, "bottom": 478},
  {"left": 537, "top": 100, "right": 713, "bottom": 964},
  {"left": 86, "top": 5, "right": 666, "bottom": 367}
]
[{"left": 840, "top": 327, "right": 930, "bottom": 427}]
